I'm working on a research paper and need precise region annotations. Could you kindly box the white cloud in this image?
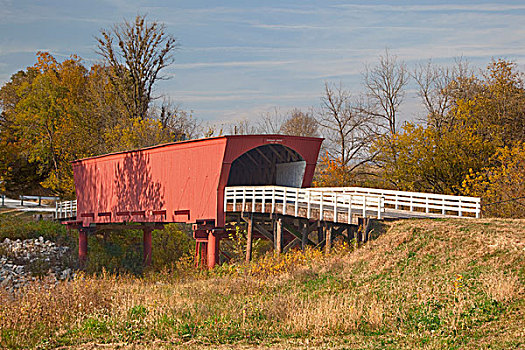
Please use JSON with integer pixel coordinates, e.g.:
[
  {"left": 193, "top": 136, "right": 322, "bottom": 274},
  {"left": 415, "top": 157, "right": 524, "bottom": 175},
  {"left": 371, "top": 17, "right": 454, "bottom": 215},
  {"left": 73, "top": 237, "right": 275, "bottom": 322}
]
[
  {"left": 172, "top": 59, "right": 298, "bottom": 70},
  {"left": 333, "top": 3, "right": 525, "bottom": 13},
  {"left": 251, "top": 24, "right": 327, "bottom": 30}
]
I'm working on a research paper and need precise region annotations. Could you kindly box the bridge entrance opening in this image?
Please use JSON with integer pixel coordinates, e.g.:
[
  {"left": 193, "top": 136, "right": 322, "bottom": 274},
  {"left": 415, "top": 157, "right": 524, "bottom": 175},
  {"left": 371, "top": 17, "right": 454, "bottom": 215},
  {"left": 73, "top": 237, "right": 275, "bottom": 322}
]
[{"left": 227, "top": 144, "right": 306, "bottom": 187}]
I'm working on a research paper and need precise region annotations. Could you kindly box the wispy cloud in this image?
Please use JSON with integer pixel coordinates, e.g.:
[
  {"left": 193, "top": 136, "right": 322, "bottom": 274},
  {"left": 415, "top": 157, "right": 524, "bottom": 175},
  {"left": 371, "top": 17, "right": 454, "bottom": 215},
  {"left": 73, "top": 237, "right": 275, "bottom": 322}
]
[
  {"left": 251, "top": 23, "right": 327, "bottom": 30},
  {"left": 167, "top": 89, "right": 319, "bottom": 104},
  {"left": 333, "top": 3, "right": 525, "bottom": 13},
  {"left": 173, "top": 59, "right": 298, "bottom": 70}
]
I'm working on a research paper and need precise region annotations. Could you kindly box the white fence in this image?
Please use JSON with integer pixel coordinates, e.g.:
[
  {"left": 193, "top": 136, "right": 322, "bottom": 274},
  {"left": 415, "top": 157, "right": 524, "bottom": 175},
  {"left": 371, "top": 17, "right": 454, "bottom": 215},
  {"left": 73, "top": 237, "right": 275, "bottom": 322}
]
[
  {"left": 224, "top": 186, "right": 384, "bottom": 223},
  {"left": 55, "top": 200, "right": 77, "bottom": 220},
  {"left": 315, "top": 187, "right": 481, "bottom": 218}
]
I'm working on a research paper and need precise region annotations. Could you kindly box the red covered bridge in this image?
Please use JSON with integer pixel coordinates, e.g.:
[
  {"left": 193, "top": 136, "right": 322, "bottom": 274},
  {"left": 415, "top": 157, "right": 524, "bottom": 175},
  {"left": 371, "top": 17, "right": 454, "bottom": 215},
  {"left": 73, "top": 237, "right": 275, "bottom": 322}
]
[
  {"left": 62, "top": 134, "right": 480, "bottom": 269},
  {"left": 69, "top": 135, "right": 323, "bottom": 268}
]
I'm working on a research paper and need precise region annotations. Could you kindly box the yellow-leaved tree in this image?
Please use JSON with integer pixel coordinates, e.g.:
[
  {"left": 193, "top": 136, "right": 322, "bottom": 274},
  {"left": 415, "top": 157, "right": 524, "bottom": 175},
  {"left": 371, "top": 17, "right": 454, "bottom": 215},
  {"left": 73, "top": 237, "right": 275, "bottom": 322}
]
[
  {"left": 372, "top": 122, "right": 495, "bottom": 195},
  {"left": 373, "top": 59, "right": 525, "bottom": 218},
  {"left": 463, "top": 143, "right": 525, "bottom": 217}
]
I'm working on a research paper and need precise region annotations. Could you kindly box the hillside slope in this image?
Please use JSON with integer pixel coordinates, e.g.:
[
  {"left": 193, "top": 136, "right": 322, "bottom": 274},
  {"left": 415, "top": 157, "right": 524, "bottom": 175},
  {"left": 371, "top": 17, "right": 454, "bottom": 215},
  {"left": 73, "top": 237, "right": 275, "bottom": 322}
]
[{"left": 1, "top": 219, "right": 524, "bottom": 349}]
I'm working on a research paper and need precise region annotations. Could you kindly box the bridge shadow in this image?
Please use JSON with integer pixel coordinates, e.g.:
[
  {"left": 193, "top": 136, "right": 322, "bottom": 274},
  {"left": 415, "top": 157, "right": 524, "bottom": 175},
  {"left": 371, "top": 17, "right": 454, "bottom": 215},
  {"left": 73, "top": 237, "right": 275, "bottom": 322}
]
[
  {"left": 74, "top": 161, "right": 99, "bottom": 216},
  {"left": 112, "top": 152, "right": 165, "bottom": 216}
]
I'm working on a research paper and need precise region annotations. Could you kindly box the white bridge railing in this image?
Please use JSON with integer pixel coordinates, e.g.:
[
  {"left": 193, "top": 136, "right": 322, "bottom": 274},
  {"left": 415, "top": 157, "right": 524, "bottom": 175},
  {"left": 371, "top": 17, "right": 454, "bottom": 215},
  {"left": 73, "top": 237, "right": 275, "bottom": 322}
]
[
  {"left": 55, "top": 200, "right": 77, "bottom": 220},
  {"left": 314, "top": 187, "right": 481, "bottom": 218},
  {"left": 224, "top": 185, "right": 481, "bottom": 222},
  {"left": 224, "top": 186, "right": 384, "bottom": 223}
]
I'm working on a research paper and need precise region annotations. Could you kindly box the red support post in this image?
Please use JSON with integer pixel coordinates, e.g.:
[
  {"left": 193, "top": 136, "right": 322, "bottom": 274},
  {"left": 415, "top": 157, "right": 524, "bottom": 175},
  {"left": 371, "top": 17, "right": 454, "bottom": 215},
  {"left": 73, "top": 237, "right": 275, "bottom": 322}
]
[
  {"left": 143, "top": 228, "right": 153, "bottom": 267},
  {"left": 78, "top": 228, "right": 88, "bottom": 268},
  {"left": 207, "top": 231, "right": 219, "bottom": 269}
]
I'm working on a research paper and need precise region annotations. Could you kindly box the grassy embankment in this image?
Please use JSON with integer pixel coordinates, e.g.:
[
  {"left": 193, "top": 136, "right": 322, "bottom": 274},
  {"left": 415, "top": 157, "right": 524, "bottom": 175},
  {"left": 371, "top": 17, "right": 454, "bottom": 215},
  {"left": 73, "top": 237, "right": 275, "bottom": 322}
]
[{"left": 0, "top": 217, "right": 524, "bottom": 349}]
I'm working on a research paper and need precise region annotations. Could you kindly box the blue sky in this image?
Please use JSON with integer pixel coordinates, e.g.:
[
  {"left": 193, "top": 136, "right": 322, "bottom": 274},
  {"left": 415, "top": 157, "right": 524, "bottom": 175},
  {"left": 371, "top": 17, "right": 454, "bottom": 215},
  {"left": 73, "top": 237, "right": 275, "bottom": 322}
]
[{"left": 1, "top": 0, "right": 525, "bottom": 124}]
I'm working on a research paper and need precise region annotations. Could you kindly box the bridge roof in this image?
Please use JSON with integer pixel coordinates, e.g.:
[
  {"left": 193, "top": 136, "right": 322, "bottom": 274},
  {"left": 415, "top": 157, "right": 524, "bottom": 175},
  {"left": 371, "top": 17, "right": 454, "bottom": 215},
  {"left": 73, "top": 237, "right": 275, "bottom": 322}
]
[{"left": 72, "top": 134, "right": 323, "bottom": 164}]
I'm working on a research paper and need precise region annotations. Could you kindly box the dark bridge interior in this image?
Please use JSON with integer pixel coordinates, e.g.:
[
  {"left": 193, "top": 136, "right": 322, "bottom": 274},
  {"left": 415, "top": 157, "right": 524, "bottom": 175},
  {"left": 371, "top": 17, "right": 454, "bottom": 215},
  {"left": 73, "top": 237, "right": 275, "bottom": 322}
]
[{"left": 227, "top": 144, "right": 305, "bottom": 187}]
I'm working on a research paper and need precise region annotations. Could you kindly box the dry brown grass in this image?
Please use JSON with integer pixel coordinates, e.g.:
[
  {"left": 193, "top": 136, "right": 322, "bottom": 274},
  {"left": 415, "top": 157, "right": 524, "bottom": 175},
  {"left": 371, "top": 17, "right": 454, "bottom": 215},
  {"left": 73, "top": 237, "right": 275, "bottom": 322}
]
[
  {"left": 0, "top": 218, "right": 524, "bottom": 349},
  {"left": 481, "top": 270, "right": 523, "bottom": 303}
]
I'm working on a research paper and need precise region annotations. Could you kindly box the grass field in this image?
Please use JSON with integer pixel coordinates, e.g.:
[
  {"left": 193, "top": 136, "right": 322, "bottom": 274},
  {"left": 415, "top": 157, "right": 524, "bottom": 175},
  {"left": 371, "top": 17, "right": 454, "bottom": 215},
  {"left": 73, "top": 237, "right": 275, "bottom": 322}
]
[{"left": 0, "top": 218, "right": 524, "bottom": 349}]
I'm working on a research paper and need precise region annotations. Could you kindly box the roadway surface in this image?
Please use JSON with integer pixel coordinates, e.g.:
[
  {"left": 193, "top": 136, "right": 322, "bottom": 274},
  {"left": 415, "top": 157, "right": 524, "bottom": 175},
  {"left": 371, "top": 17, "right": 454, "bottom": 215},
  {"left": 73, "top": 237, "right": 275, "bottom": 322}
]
[{"left": 1, "top": 196, "right": 56, "bottom": 212}]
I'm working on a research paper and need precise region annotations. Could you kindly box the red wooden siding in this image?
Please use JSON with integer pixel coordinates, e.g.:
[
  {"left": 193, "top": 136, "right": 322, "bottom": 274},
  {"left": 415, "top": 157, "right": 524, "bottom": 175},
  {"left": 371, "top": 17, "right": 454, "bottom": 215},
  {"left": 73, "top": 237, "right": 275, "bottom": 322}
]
[{"left": 72, "top": 135, "right": 323, "bottom": 228}]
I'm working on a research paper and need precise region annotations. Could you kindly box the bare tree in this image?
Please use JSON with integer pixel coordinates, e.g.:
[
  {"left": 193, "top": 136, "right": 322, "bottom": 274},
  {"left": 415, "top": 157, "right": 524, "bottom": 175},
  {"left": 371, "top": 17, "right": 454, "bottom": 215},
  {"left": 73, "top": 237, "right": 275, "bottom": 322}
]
[
  {"left": 228, "top": 118, "right": 257, "bottom": 135},
  {"left": 281, "top": 108, "right": 319, "bottom": 137},
  {"left": 318, "top": 83, "right": 377, "bottom": 181},
  {"left": 413, "top": 60, "right": 452, "bottom": 128},
  {"left": 363, "top": 50, "right": 408, "bottom": 135},
  {"left": 257, "top": 107, "right": 319, "bottom": 137},
  {"left": 413, "top": 57, "right": 474, "bottom": 132},
  {"left": 96, "top": 15, "right": 178, "bottom": 121},
  {"left": 257, "top": 108, "right": 286, "bottom": 134},
  {"left": 150, "top": 99, "right": 201, "bottom": 141}
]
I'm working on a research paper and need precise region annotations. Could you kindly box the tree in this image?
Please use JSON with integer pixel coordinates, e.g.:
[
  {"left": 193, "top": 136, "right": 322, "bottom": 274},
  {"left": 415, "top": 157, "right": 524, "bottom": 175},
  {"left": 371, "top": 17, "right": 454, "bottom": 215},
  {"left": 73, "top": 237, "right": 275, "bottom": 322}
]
[
  {"left": 154, "top": 99, "right": 200, "bottom": 141},
  {"left": 84, "top": 64, "right": 128, "bottom": 154},
  {"left": 374, "top": 59, "right": 525, "bottom": 199},
  {"left": 477, "top": 59, "right": 525, "bottom": 144},
  {"left": 373, "top": 122, "right": 494, "bottom": 194},
  {"left": 281, "top": 109, "right": 319, "bottom": 137},
  {"left": 0, "top": 52, "right": 95, "bottom": 196},
  {"left": 412, "top": 58, "right": 474, "bottom": 132},
  {"left": 102, "top": 117, "right": 172, "bottom": 152},
  {"left": 228, "top": 119, "right": 257, "bottom": 135},
  {"left": 96, "top": 15, "right": 178, "bottom": 121},
  {"left": 363, "top": 49, "right": 408, "bottom": 135},
  {"left": 316, "top": 83, "right": 377, "bottom": 186},
  {"left": 257, "top": 108, "right": 286, "bottom": 134},
  {"left": 0, "top": 68, "right": 45, "bottom": 195},
  {"left": 463, "top": 143, "right": 525, "bottom": 218},
  {"left": 0, "top": 51, "right": 186, "bottom": 197},
  {"left": 257, "top": 107, "right": 319, "bottom": 137}
]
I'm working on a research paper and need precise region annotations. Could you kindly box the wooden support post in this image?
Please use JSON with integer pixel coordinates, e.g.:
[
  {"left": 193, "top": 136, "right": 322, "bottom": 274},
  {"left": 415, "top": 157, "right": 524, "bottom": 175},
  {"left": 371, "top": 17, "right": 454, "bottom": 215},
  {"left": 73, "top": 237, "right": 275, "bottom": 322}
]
[
  {"left": 275, "top": 217, "right": 282, "bottom": 254},
  {"left": 317, "top": 221, "right": 324, "bottom": 246},
  {"left": 364, "top": 218, "right": 371, "bottom": 242},
  {"left": 346, "top": 226, "right": 354, "bottom": 246},
  {"left": 78, "top": 228, "right": 88, "bottom": 269},
  {"left": 245, "top": 215, "right": 253, "bottom": 262},
  {"left": 301, "top": 221, "right": 308, "bottom": 250},
  {"left": 357, "top": 217, "right": 370, "bottom": 243},
  {"left": 325, "top": 225, "right": 332, "bottom": 254},
  {"left": 143, "top": 227, "right": 153, "bottom": 267},
  {"left": 357, "top": 218, "right": 363, "bottom": 244}
]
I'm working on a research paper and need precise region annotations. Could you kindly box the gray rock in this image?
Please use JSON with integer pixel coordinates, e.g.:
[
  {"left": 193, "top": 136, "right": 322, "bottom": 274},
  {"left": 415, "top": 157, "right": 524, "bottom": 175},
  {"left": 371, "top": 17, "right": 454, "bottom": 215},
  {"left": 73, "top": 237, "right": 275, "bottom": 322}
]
[{"left": 0, "top": 236, "right": 74, "bottom": 291}]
